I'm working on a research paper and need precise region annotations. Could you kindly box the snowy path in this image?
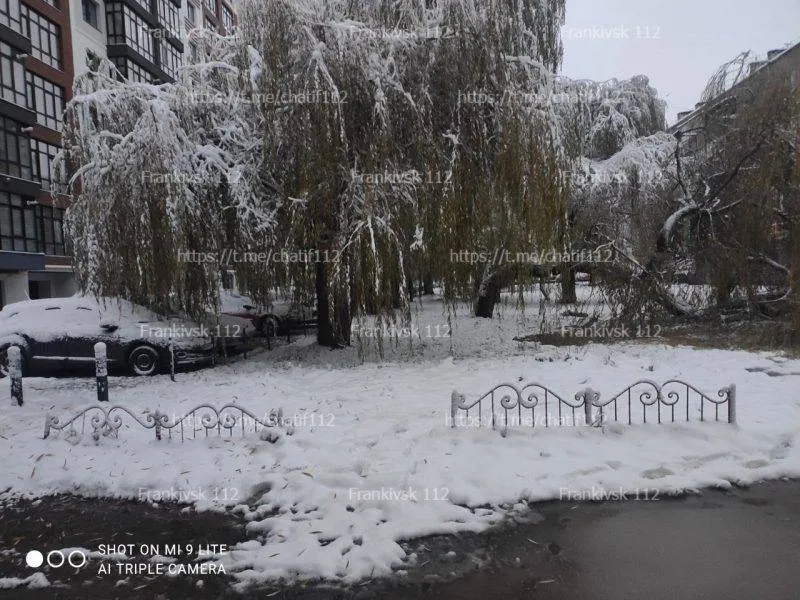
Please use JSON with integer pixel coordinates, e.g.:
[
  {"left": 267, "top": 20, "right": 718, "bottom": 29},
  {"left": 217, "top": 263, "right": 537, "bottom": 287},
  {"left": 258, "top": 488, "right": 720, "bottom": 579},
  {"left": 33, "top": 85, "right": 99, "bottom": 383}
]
[{"left": 3, "top": 337, "right": 800, "bottom": 584}]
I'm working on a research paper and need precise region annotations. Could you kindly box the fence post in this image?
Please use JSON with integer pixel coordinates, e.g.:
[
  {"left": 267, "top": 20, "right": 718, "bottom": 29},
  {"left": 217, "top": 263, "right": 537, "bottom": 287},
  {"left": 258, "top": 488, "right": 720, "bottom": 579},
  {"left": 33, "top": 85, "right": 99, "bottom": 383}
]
[
  {"left": 153, "top": 410, "right": 163, "bottom": 441},
  {"left": 727, "top": 384, "right": 736, "bottom": 425},
  {"left": 580, "top": 388, "right": 599, "bottom": 426},
  {"left": 168, "top": 337, "right": 175, "bottom": 382},
  {"left": 94, "top": 342, "right": 108, "bottom": 402},
  {"left": 9, "top": 345, "right": 22, "bottom": 406},
  {"left": 450, "top": 390, "right": 460, "bottom": 428}
]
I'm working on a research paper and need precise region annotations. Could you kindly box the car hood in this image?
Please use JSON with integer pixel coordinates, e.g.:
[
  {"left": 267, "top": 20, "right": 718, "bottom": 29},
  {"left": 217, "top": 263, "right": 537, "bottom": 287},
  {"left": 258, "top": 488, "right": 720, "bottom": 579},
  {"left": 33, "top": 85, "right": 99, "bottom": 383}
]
[{"left": 0, "top": 296, "right": 212, "bottom": 348}]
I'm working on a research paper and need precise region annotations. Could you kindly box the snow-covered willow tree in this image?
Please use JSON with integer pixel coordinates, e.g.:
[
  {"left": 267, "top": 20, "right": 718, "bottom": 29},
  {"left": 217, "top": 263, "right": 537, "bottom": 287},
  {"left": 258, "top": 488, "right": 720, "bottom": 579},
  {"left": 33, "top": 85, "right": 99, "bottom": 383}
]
[
  {"left": 570, "top": 132, "right": 676, "bottom": 257},
  {"left": 230, "top": 0, "right": 430, "bottom": 346},
  {"left": 545, "top": 75, "right": 671, "bottom": 302},
  {"left": 234, "top": 0, "right": 570, "bottom": 337},
  {"left": 427, "top": 0, "right": 569, "bottom": 318},
  {"left": 63, "top": 0, "right": 569, "bottom": 346},
  {"left": 565, "top": 60, "right": 800, "bottom": 327},
  {"left": 59, "top": 30, "right": 275, "bottom": 319},
  {"left": 551, "top": 75, "right": 667, "bottom": 161},
  {"left": 650, "top": 73, "right": 800, "bottom": 320}
]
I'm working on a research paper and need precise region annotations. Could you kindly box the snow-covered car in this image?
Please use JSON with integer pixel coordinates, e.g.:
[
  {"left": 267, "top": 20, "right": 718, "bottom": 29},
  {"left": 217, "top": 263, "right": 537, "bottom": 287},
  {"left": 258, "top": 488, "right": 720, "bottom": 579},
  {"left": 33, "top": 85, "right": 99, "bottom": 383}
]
[
  {"left": 220, "top": 290, "right": 317, "bottom": 336},
  {"left": 0, "top": 296, "right": 229, "bottom": 377}
]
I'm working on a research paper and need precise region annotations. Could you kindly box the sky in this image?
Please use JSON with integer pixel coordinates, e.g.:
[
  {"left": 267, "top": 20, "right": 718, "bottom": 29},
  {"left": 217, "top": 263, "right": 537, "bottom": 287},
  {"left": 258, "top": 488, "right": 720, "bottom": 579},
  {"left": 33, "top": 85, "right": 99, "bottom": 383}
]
[{"left": 560, "top": 0, "right": 800, "bottom": 125}]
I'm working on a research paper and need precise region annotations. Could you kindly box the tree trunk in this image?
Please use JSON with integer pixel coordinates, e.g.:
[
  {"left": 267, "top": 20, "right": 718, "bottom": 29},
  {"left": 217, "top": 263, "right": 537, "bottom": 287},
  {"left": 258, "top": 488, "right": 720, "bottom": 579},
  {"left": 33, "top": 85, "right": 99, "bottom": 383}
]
[
  {"left": 559, "top": 264, "right": 577, "bottom": 304},
  {"left": 475, "top": 271, "right": 502, "bottom": 318},
  {"left": 714, "top": 279, "right": 735, "bottom": 309},
  {"left": 423, "top": 271, "right": 434, "bottom": 295},
  {"left": 336, "top": 293, "right": 351, "bottom": 345},
  {"left": 316, "top": 260, "right": 336, "bottom": 347},
  {"left": 392, "top": 274, "right": 402, "bottom": 309}
]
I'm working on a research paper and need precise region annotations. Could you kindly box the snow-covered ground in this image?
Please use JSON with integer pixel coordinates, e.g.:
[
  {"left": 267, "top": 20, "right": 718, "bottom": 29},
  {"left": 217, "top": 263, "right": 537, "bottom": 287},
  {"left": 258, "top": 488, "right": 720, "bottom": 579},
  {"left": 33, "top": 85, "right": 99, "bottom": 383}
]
[{"left": 2, "top": 293, "right": 800, "bottom": 586}]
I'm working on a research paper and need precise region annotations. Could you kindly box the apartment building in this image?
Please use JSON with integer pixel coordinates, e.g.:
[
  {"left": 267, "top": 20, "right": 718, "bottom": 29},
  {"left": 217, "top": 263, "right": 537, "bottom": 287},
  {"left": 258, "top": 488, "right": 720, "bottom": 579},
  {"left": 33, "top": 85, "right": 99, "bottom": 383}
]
[
  {"left": 0, "top": 0, "right": 74, "bottom": 305},
  {"left": 669, "top": 41, "right": 800, "bottom": 146},
  {"left": 0, "top": 0, "right": 235, "bottom": 307},
  {"left": 70, "top": 0, "right": 236, "bottom": 83},
  {"left": 666, "top": 41, "right": 800, "bottom": 283}
]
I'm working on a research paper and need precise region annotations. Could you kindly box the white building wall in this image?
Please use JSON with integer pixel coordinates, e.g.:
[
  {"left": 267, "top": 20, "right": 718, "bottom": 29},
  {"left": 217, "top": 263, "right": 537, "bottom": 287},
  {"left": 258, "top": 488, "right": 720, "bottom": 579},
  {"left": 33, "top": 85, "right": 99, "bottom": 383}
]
[
  {"left": 1, "top": 272, "right": 30, "bottom": 305},
  {"left": 69, "top": 1, "right": 210, "bottom": 78},
  {"left": 69, "top": 2, "right": 107, "bottom": 79}
]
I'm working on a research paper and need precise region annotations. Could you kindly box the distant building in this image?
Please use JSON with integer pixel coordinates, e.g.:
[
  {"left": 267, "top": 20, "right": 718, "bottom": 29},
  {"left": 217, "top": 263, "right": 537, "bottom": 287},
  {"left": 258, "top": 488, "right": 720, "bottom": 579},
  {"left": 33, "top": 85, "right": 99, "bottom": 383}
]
[
  {"left": 669, "top": 42, "right": 800, "bottom": 149},
  {"left": 667, "top": 41, "right": 800, "bottom": 284},
  {"left": 70, "top": 0, "right": 236, "bottom": 84},
  {"left": 0, "top": 0, "right": 75, "bottom": 304},
  {"left": 0, "top": 0, "right": 236, "bottom": 307}
]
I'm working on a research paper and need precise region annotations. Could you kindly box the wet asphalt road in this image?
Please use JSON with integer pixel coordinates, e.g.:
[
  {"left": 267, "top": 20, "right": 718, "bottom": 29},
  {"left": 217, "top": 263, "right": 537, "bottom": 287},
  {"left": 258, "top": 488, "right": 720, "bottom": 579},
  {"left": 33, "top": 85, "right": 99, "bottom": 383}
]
[
  {"left": 3, "top": 481, "right": 800, "bottom": 599},
  {"left": 373, "top": 480, "right": 800, "bottom": 600}
]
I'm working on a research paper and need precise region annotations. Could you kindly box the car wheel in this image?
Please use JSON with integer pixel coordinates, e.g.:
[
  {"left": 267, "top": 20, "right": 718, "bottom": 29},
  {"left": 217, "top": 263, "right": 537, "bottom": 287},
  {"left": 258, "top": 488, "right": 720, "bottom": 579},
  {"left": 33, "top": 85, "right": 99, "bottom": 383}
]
[
  {"left": 0, "top": 345, "right": 26, "bottom": 378},
  {"left": 128, "top": 345, "right": 160, "bottom": 376}
]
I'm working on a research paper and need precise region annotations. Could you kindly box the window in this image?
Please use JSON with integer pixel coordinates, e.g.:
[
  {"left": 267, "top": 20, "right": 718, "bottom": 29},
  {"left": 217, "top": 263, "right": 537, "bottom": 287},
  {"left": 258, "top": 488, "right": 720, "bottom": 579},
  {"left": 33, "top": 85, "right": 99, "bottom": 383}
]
[
  {"left": 110, "top": 57, "right": 152, "bottom": 84},
  {"left": 157, "top": 0, "right": 181, "bottom": 38},
  {"left": 0, "top": 42, "right": 27, "bottom": 108},
  {"left": 0, "top": 117, "right": 32, "bottom": 180},
  {"left": 0, "top": 192, "right": 37, "bottom": 252},
  {"left": 106, "top": 3, "right": 155, "bottom": 64},
  {"left": 204, "top": 0, "right": 217, "bottom": 14},
  {"left": 20, "top": 6, "right": 62, "bottom": 70},
  {"left": 0, "top": 0, "right": 25, "bottom": 35},
  {"left": 159, "top": 41, "right": 181, "bottom": 80},
  {"left": 26, "top": 73, "right": 64, "bottom": 132},
  {"left": 36, "top": 204, "right": 65, "bottom": 255},
  {"left": 41, "top": 0, "right": 59, "bottom": 7},
  {"left": 129, "top": 0, "right": 152, "bottom": 13},
  {"left": 82, "top": 0, "right": 100, "bottom": 29},
  {"left": 28, "top": 280, "right": 49, "bottom": 300},
  {"left": 186, "top": 1, "right": 197, "bottom": 27},
  {"left": 222, "top": 5, "right": 234, "bottom": 33},
  {"left": 31, "top": 138, "right": 60, "bottom": 191}
]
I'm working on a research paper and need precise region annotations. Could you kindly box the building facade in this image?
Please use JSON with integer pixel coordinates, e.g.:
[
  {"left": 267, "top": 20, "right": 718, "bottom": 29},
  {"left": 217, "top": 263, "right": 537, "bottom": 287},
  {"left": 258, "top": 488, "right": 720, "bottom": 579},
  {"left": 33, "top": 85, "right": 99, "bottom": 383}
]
[
  {"left": 0, "top": 0, "right": 75, "bottom": 305},
  {"left": 70, "top": 0, "right": 235, "bottom": 83},
  {"left": 669, "top": 42, "right": 800, "bottom": 145},
  {"left": 666, "top": 41, "right": 800, "bottom": 283},
  {"left": 0, "top": 0, "right": 235, "bottom": 308}
]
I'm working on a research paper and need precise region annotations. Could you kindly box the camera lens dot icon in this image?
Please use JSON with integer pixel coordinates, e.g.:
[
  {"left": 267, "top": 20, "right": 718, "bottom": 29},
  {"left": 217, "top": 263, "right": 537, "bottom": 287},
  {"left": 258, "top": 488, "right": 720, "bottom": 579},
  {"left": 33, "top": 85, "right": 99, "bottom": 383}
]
[{"left": 25, "top": 550, "right": 44, "bottom": 568}]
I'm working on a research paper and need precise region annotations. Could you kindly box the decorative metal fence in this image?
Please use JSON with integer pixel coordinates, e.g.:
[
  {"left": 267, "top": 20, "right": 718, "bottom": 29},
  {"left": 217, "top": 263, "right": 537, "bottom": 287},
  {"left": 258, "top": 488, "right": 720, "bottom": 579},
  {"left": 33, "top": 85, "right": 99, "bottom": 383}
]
[
  {"left": 43, "top": 403, "right": 286, "bottom": 443},
  {"left": 450, "top": 380, "right": 735, "bottom": 437}
]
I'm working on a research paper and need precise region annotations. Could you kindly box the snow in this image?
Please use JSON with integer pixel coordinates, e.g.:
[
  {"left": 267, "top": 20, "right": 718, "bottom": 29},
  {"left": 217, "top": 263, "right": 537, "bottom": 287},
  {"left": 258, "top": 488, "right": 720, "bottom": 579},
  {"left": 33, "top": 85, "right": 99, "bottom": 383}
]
[
  {"left": 1, "top": 296, "right": 799, "bottom": 585},
  {"left": 0, "top": 296, "right": 210, "bottom": 351},
  {"left": 551, "top": 74, "right": 667, "bottom": 161},
  {"left": 0, "top": 295, "right": 263, "bottom": 353},
  {"left": 0, "top": 573, "right": 50, "bottom": 589}
]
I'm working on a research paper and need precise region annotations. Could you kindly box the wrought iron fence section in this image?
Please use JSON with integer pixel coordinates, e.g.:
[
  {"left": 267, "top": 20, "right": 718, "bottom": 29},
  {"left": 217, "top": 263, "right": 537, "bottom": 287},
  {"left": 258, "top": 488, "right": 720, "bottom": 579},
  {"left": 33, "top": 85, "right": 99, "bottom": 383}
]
[
  {"left": 595, "top": 379, "right": 662, "bottom": 426},
  {"left": 44, "top": 405, "right": 159, "bottom": 441},
  {"left": 452, "top": 380, "right": 735, "bottom": 435},
  {"left": 451, "top": 383, "right": 597, "bottom": 437},
  {"left": 661, "top": 379, "right": 736, "bottom": 425},
  {"left": 149, "top": 404, "right": 283, "bottom": 441},
  {"left": 44, "top": 403, "right": 284, "bottom": 443}
]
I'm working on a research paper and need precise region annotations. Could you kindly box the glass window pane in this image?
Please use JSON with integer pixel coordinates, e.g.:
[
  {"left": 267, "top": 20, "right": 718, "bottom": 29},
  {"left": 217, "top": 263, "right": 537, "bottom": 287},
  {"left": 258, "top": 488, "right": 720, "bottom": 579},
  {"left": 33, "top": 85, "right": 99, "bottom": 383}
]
[
  {"left": 25, "top": 208, "right": 36, "bottom": 239},
  {"left": 12, "top": 210, "right": 22, "bottom": 236},
  {"left": 0, "top": 206, "right": 10, "bottom": 235}
]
